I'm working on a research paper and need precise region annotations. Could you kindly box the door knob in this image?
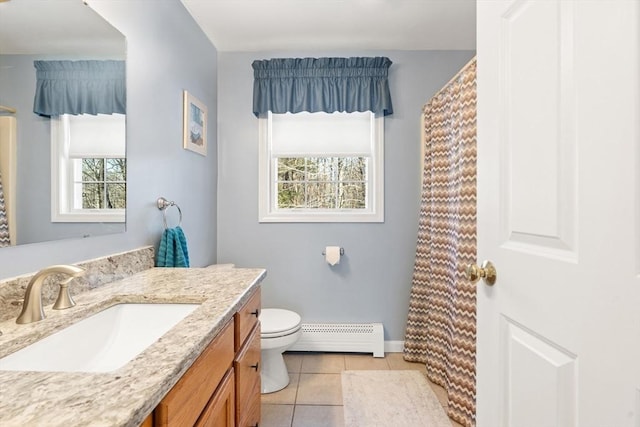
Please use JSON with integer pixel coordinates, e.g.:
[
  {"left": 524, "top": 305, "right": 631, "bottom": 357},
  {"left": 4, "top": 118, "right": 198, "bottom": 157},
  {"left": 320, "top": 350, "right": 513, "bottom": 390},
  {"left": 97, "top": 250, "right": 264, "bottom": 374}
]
[{"left": 466, "top": 261, "right": 497, "bottom": 286}]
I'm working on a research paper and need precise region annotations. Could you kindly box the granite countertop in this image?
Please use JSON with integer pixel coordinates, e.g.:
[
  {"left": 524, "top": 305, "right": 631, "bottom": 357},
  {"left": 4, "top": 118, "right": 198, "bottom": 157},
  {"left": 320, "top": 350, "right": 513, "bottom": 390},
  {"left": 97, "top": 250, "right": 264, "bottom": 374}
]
[{"left": 0, "top": 266, "right": 266, "bottom": 427}]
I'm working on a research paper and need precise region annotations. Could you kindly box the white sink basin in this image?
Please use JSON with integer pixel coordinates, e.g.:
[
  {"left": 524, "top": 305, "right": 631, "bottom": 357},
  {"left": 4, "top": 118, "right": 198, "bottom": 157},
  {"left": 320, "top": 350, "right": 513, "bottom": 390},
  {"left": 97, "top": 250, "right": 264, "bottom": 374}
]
[{"left": 0, "top": 303, "right": 200, "bottom": 373}]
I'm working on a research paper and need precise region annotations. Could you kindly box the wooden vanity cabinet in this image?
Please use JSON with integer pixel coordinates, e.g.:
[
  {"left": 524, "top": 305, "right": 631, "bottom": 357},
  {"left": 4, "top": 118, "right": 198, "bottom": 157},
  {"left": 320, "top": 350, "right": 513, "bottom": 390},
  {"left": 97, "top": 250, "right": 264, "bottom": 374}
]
[{"left": 143, "top": 286, "right": 261, "bottom": 427}]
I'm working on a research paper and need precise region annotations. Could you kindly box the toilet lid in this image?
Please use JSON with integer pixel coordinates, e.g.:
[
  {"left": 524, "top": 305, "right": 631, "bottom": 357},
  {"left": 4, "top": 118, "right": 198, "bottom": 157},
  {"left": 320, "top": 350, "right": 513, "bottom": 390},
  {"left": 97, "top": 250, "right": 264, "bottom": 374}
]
[{"left": 260, "top": 308, "right": 301, "bottom": 337}]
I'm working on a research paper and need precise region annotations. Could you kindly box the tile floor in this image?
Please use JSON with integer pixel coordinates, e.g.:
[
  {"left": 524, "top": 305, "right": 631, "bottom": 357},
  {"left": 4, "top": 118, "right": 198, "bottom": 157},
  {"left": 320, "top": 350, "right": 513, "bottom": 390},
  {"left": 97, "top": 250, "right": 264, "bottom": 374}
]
[{"left": 261, "top": 352, "right": 465, "bottom": 427}]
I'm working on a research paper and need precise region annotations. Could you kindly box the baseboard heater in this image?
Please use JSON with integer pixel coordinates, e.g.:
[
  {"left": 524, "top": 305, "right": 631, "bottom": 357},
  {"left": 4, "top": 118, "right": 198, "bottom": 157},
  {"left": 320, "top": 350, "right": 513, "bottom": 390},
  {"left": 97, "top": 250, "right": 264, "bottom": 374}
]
[{"left": 288, "top": 323, "right": 385, "bottom": 358}]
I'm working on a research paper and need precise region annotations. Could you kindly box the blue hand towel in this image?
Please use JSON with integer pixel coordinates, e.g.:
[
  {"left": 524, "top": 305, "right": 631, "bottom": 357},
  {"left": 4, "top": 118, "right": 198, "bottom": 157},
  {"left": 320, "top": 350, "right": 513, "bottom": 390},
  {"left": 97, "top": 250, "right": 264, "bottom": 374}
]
[{"left": 156, "top": 226, "right": 190, "bottom": 267}]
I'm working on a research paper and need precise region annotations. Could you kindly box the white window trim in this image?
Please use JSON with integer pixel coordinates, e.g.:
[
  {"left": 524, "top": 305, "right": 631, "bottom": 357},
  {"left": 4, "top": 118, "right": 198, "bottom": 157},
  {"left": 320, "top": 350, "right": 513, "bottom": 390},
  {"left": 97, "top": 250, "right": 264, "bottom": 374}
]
[
  {"left": 258, "top": 112, "right": 384, "bottom": 223},
  {"left": 51, "top": 116, "right": 125, "bottom": 223}
]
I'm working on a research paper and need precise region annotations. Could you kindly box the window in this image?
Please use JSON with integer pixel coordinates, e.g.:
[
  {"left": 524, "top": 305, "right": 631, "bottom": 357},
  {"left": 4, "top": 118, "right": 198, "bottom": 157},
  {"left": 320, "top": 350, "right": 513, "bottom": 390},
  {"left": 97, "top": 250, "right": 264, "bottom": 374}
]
[
  {"left": 51, "top": 114, "right": 126, "bottom": 222},
  {"left": 259, "top": 111, "right": 384, "bottom": 222}
]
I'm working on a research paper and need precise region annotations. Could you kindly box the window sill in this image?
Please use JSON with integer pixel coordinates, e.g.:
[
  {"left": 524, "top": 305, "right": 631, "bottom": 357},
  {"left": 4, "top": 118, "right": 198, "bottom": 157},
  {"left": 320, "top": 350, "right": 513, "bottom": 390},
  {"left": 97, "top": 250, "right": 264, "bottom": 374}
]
[
  {"left": 259, "top": 210, "right": 383, "bottom": 223},
  {"left": 52, "top": 210, "right": 125, "bottom": 223}
]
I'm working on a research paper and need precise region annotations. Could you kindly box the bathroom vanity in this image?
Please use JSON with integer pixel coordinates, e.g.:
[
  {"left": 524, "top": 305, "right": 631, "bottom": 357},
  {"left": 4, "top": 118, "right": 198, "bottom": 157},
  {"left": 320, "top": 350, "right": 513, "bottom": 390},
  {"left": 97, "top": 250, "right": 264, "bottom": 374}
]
[
  {"left": 0, "top": 266, "right": 265, "bottom": 426},
  {"left": 146, "top": 287, "right": 262, "bottom": 427}
]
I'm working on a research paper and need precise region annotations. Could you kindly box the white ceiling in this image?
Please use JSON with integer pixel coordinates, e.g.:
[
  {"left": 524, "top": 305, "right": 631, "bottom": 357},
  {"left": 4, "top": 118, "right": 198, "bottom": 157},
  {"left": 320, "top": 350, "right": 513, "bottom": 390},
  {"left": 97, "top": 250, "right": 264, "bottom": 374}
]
[
  {"left": 0, "top": 0, "right": 125, "bottom": 55},
  {"left": 0, "top": 0, "right": 475, "bottom": 55},
  {"left": 180, "top": 0, "right": 476, "bottom": 52}
]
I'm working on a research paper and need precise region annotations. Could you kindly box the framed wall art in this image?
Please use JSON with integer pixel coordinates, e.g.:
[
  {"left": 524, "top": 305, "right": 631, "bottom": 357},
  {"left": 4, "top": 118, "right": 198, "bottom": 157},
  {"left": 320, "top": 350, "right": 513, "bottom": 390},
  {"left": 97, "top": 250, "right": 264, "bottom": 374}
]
[{"left": 183, "top": 90, "right": 207, "bottom": 156}]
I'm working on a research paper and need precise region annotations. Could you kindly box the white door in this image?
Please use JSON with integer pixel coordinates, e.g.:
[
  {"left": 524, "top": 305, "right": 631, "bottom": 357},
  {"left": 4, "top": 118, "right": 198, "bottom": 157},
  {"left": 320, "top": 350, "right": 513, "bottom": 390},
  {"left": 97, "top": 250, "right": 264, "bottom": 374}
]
[{"left": 476, "top": 1, "right": 640, "bottom": 426}]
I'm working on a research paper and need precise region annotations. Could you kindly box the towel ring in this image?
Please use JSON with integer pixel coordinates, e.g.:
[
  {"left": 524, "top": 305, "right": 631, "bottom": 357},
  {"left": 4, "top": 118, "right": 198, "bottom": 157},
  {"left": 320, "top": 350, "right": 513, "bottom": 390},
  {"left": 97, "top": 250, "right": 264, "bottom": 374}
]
[{"left": 157, "top": 197, "right": 182, "bottom": 229}]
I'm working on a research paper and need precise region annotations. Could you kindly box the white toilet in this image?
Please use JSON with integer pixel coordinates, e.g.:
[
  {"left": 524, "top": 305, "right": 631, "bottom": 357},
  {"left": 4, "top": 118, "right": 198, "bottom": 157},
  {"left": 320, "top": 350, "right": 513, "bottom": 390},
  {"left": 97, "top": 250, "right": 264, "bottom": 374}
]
[{"left": 259, "top": 308, "right": 302, "bottom": 394}]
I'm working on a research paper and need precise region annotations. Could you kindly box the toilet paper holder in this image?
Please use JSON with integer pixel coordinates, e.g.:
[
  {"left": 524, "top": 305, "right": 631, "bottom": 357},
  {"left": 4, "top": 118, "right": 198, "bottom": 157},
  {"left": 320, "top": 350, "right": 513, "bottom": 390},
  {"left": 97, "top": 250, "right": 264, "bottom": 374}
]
[{"left": 322, "top": 247, "right": 345, "bottom": 256}]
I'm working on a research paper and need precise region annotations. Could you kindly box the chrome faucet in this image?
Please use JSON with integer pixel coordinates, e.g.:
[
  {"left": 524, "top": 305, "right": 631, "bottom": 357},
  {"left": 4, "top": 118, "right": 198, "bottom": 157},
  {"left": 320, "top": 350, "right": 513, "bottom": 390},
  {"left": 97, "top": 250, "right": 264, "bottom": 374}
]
[{"left": 16, "top": 265, "right": 85, "bottom": 324}]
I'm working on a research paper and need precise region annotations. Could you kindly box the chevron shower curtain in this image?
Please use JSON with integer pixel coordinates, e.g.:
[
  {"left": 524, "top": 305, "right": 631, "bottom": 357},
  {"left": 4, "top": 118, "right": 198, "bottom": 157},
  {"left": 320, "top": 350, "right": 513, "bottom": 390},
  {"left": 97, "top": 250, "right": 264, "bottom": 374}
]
[
  {"left": 0, "top": 168, "right": 9, "bottom": 248},
  {"left": 404, "top": 58, "right": 477, "bottom": 427}
]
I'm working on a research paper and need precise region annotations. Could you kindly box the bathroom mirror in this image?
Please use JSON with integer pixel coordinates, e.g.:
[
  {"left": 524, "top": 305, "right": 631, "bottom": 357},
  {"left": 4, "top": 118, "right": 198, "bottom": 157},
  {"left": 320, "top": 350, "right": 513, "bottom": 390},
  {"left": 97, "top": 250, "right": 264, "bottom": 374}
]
[{"left": 0, "top": 0, "right": 127, "bottom": 247}]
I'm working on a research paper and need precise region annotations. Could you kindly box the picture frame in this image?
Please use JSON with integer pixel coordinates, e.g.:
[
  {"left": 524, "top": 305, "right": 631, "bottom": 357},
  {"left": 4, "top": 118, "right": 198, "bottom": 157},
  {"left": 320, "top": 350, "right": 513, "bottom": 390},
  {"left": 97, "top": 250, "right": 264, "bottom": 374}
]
[{"left": 183, "top": 90, "right": 207, "bottom": 156}]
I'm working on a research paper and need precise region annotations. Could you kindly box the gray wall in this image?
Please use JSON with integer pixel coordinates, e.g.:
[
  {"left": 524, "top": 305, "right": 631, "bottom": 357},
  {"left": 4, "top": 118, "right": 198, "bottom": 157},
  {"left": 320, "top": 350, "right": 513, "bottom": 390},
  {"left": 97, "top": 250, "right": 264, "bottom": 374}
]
[
  {"left": 0, "top": 0, "right": 218, "bottom": 278},
  {"left": 217, "top": 50, "right": 475, "bottom": 341}
]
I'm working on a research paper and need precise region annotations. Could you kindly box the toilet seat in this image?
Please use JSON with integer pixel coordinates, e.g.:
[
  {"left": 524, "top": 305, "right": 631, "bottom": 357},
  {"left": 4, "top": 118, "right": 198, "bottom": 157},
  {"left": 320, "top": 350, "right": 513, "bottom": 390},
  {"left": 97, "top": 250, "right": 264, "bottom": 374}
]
[{"left": 260, "top": 308, "right": 301, "bottom": 338}]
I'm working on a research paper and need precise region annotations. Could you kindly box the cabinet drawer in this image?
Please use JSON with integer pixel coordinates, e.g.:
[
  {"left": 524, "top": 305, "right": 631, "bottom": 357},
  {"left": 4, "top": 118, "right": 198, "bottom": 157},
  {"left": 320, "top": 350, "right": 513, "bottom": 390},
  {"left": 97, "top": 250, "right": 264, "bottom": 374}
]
[
  {"left": 234, "top": 287, "right": 260, "bottom": 351},
  {"left": 155, "top": 320, "right": 235, "bottom": 427},
  {"left": 195, "top": 369, "right": 235, "bottom": 427},
  {"left": 234, "top": 324, "right": 261, "bottom": 424}
]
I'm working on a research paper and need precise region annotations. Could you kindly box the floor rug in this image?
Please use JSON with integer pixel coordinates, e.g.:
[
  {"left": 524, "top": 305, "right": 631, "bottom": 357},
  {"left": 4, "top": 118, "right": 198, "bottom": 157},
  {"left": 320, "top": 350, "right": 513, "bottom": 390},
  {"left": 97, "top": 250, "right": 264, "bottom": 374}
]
[{"left": 342, "top": 370, "right": 451, "bottom": 427}]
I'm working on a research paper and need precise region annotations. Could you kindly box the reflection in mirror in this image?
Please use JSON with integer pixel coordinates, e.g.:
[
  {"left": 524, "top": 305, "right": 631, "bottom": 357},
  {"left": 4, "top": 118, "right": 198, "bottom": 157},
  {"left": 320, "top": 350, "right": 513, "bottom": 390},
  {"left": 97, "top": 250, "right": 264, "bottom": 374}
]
[{"left": 0, "top": 0, "right": 126, "bottom": 248}]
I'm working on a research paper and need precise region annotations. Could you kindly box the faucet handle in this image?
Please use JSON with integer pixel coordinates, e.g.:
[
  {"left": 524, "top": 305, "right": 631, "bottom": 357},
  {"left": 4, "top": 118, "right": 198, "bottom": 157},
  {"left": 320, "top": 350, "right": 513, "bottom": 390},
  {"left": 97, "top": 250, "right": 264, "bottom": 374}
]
[{"left": 52, "top": 277, "right": 78, "bottom": 310}]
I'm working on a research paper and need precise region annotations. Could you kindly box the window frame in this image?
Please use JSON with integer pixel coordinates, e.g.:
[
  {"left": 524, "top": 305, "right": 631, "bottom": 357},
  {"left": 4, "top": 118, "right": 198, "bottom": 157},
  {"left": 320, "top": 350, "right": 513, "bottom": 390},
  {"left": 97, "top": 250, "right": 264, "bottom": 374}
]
[
  {"left": 51, "top": 115, "right": 126, "bottom": 223},
  {"left": 258, "top": 111, "right": 384, "bottom": 223}
]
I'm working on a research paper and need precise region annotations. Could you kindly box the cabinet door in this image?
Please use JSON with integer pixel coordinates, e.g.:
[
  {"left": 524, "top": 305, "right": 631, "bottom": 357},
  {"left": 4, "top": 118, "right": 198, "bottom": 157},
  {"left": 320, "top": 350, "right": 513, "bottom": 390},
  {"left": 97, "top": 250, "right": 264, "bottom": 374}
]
[
  {"left": 234, "top": 325, "right": 261, "bottom": 426},
  {"left": 195, "top": 369, "right": 235, "bottom": 427}
]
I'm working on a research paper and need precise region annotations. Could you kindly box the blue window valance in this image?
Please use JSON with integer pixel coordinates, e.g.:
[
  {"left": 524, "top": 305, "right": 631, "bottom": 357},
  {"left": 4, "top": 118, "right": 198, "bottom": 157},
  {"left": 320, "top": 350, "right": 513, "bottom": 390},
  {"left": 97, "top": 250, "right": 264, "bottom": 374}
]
[
  {"left": 33, "top": 60, "right": 126, "bottom": 117},
  {"left": 252, "top": 57, "right": 393, "bottom": 117}
]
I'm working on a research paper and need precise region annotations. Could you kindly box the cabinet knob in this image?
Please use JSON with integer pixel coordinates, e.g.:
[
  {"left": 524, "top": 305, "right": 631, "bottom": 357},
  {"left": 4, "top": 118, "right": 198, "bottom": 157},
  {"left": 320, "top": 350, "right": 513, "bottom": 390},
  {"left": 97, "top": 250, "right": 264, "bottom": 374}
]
[
  {"left": 250, "top": 309, "right": 259, "bottom": 318},
  {"left": 250, "top": 362, "right": 259, "bottom": 371}
]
